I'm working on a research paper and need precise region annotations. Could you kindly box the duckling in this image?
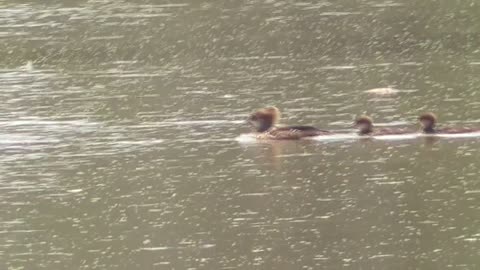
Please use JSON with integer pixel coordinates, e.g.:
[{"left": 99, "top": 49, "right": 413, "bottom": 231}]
[
  {"left": 419, "top": 113, "right": 480, "bottom": 134},
  {"left": 247, "top": 106, "right": 330, "bottom": 140},
  {"left": 354, "top": 116, "right": 410, "bottom": 136}
]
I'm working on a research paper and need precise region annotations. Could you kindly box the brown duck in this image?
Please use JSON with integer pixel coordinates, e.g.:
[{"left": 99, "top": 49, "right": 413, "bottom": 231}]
[
  {"left": 354, "top": 115, "right": 411, "bottom": 136},
  {"left": 419, "top": 112, "right": 480, "bottom": 134},
  {"left": 247, "top": 106, "right": 330, "bottom": 140}
]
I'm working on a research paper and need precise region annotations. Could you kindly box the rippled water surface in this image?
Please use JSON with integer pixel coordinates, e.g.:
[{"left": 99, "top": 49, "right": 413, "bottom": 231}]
[{"left": 1, "top": 0, "right": 480, "bottom": 269}]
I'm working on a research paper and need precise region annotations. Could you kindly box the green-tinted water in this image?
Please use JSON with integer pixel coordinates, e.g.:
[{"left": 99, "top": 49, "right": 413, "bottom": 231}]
[{"left": 1, "top": 0, "right": 479, "bottom": 269}]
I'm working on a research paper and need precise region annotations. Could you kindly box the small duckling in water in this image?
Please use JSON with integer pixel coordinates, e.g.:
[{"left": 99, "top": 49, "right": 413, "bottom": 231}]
[
  {"left": 419, "top": 113, "right": 480, "bottom": 134},
  {"left": 247, "top": 106, "right": 330, "bottom": 140},
  {"left": 355, "top": 115, "right": 410, "bottom": 136}
]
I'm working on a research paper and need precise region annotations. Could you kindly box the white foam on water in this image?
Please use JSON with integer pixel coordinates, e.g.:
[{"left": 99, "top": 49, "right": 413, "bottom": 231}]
[
  {"left": 314, "top": 133, "right": 417, "bottom": 141},
  {"left": 21, "top": 61, "right": 34, "bottom": 71},
  {"left": 236, "top": 131, "right": 480, "bottom": 143},
  {"left": 310, "top": 133, "right": 359, "bottom": 141},
  {"left": 235, "top": 133, "right": 258, "bottom": 143},
  {"left": 364, "top": 87, "right": 418, "bottom": 95},
  {"left": 425, "top": 132, "right": 480, "bottom": 138},
  {"left": 318, "top": 65, "right": 356, "bottom": 70},
  {"left": 138, "top": 247, "right": 174, "bottom": 251},
  {"left": 67, "top": 189, "right": 83, "bottom": 193},
  {"left": 364, "top": 87, "right": 399, "bottom": 95},
  {"left": 373, "top": 134, "right": 419, "bottom": 140}
]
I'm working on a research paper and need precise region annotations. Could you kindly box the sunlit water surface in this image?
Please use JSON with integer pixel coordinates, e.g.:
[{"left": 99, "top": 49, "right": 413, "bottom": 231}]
[{"left": 1, "top": 0, "right": 480, "bottom": 269}]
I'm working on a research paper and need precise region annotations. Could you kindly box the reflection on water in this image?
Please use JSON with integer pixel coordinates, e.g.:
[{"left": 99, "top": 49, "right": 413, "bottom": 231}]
[{"left": 1, "top": 0, "right": 480, "bottom": 269}]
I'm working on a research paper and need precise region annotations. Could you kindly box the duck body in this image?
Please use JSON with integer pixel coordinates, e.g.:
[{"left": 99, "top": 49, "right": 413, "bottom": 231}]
[
  {"left": 419, "top": 113, "right": 480, "bottom": 134},
  {"left": 354, "top": 115, "right": 412, "bottom": 136},
  {"left": 259, "top": 126, "right": 331, "bottom": 140},
  {"left": 248, "top": 107, "right": 331, "bottom": 140},
  {"left": 360, "top": 128, "right": 412, "bottom": 136},
  {"left": 423, "top": 127, "right": 480, "bottom": 134}
]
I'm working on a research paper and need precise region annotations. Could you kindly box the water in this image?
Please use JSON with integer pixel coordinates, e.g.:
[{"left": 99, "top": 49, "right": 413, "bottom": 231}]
[{"left": 1, "top": 0, "right": 480, "bottom": 269}]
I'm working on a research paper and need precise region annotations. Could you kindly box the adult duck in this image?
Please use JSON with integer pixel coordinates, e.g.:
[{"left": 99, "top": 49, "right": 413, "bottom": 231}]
[{"left": 247, "top": 106, "right": 330, "bottom": 140}]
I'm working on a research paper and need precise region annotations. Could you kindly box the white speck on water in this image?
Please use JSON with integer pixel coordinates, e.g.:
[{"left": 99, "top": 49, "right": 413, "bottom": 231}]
[
  {"left": 139, "top": 247, "right": 172, "bottom": 251},
  {"left": 364, "top": 87, "right": 399, "bottom": 95},
  {"left": 369, "top": 254, "right": 394, "bottom": 259},
  {"left": 20, "top": 60, "right": 34, "bottom": 71}
]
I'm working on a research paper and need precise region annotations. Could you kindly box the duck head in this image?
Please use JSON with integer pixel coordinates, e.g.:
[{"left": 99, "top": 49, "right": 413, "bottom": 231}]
[
  {"left": 247, "top": 106, "right": 281, "bottom": 132},
  {"left": 354, "top": 115, "right": 374, "bottom": 135},
  {"left": 418, "top": 112, "right": 437, "bottom": 133}
]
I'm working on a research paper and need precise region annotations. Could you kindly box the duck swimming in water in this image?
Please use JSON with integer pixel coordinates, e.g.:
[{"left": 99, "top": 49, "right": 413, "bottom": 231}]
[
  {"left": 355, "top": 115, "right": 410, "bottom": 136},
  {"left": 419, "top": 113, "right": 480, "bottom": 134},
  {"left": 247, "top": 106, "right": 330, "bottom": 140}
]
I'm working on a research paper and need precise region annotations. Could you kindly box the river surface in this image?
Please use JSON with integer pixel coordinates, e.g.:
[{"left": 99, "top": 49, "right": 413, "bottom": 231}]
[{"left": 1, "top": 0, "right": 480, "bottom": 269}]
